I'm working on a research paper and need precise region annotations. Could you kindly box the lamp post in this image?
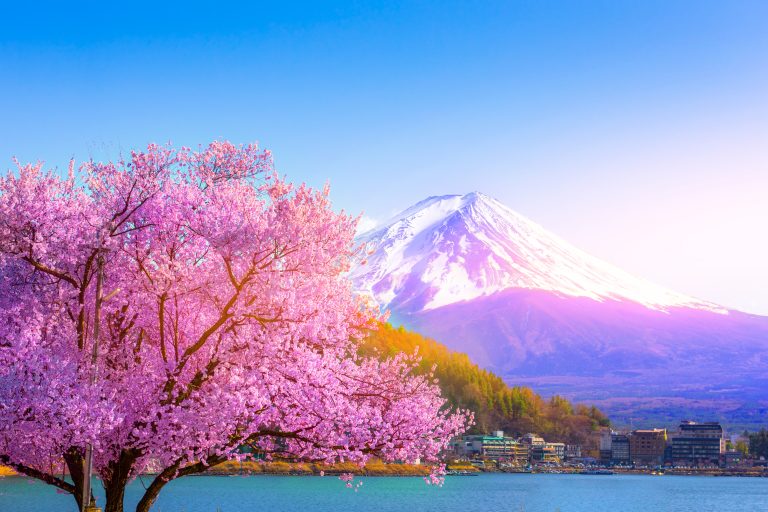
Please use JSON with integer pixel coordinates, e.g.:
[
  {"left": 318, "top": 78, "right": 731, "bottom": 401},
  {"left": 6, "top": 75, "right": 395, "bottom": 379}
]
[{"left": 82, "top": 230, "right": 107, "bottom": 512}]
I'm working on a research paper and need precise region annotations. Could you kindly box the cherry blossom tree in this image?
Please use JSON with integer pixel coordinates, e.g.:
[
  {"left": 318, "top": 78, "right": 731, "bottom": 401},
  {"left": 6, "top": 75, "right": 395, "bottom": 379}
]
[{"left": 0, "top": 142, "right": 470, "bottom": 512}]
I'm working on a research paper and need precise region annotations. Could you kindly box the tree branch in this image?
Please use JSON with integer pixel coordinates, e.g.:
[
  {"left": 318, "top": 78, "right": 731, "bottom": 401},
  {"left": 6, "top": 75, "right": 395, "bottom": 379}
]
[
  {"left": 21, "top": 256, "right": 78, "bottom": 288},
  {"left": 0, "top": 455, "right": 76, "bottom": 494},
  {"left": 134, "top": 453, "right": 228, "bottom": 512}
]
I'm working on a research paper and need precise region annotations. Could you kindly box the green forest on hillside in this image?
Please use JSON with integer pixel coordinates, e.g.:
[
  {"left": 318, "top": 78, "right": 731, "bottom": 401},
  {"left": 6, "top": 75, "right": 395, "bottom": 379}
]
[{"left": 361, "top": 324, "right": 610, "bottom": 447}]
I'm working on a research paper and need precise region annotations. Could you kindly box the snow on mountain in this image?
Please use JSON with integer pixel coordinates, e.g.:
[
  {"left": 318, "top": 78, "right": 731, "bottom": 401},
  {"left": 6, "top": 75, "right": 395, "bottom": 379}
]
[
  {"left": 350, "top": 192, "right": 768, "bottom": 427},
  {"left": 351, "top": 192, "right": 724, "bottom": 314}
]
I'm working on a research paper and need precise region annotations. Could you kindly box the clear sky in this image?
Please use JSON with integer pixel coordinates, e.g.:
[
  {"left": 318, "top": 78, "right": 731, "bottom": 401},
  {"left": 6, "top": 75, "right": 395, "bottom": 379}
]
[{"left": 2, "top": 1, "right": 767, "bottom": 314}]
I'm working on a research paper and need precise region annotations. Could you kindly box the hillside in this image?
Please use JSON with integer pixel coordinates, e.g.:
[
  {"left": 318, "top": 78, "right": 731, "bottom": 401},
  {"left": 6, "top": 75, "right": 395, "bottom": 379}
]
[{"left": 361, "top": 324, "right": 609, "bottom": 446}]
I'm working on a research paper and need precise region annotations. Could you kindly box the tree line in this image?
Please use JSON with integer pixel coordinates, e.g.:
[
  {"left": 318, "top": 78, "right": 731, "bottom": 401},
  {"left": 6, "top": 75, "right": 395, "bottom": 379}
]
[
  {"left": 743, "top": 429, "right": 768, "bottom": 458},
  {"left": 361, "top": 324, "right": 610, "bottom": 447}
]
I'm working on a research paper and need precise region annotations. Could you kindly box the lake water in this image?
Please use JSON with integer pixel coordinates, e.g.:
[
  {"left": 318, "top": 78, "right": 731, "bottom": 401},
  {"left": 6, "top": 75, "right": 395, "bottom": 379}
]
[{"left": 1, "top": 473, "right": 767, "bottom": 512}]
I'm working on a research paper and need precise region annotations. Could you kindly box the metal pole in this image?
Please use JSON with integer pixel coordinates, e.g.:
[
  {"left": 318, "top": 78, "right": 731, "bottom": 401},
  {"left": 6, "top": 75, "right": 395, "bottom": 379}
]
[{"left": 82, "top": 235, "right": 105, "bottom": 512}]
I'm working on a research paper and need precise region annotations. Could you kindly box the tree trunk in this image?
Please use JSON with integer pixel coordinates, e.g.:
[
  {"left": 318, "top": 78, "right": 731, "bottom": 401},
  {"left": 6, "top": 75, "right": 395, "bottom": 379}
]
[
  {"left": 102, "top": 450, "right": 138, "bottom": 512},
  {"left": 64, "top": 448, "right": 94, "bottom": 511}
]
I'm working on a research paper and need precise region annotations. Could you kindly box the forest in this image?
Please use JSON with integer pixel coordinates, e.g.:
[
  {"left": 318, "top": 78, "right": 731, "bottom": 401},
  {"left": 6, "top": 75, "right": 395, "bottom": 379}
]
[{"left": 362, "top": 324, "right": 611, "bottom": 447}]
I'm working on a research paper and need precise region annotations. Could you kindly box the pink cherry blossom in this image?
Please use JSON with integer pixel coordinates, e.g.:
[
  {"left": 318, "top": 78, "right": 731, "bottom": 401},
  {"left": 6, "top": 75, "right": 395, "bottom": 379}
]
[{"left": 0, "top": 142, "right": 471, "bottom": 512}]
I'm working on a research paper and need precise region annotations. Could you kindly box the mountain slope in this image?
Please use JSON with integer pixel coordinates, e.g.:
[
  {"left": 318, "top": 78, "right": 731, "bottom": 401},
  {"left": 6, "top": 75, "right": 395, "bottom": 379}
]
[
  {"left": 352, "top": 192, "right": 722, "bottom": 313},
  {"left": 351, "top": 193, "right": 768, "bottom": 428}
]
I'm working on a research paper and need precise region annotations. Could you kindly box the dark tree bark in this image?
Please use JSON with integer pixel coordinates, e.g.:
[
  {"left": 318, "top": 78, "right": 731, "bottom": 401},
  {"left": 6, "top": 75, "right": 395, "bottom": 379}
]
[
  {"left": 63, "top": 448, "right": 95, "bottom": 511},
  {"left": 102, "top": 449, "right": 139, "bottom": 512}
]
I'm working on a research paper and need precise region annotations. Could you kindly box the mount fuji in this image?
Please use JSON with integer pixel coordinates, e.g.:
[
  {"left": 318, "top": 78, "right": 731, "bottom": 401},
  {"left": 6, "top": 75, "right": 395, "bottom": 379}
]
[{"left": 351, "top": 192, "right": 768, "bottom": 428}]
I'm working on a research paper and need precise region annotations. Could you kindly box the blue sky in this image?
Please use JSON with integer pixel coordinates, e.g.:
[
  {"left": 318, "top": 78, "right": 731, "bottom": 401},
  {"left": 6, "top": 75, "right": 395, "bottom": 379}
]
[{"left": 2, "top": 1, "right": 767, "bottom": 313}]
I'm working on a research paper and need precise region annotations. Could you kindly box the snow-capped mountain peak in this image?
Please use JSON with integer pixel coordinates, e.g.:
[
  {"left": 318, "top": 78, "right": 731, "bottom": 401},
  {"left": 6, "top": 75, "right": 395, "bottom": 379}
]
[{"left": 350, "top": 192, "right": 723, "bottom": 314}]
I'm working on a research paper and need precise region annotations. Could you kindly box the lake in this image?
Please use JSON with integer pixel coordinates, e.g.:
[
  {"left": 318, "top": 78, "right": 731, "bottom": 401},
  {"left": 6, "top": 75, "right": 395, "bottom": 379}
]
[{"left": 1, "top": 473, "right": 767, "bottom": 512}]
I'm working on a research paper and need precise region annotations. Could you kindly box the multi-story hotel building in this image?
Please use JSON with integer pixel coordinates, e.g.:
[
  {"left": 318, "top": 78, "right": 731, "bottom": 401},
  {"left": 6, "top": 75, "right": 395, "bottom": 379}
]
[
  {"left": 610, "top": 433, "right": 631, "bottom": 464},
  {"left": 629, "top": 429, "right": 667, "bottom": 466},
  {"left": 669, "top": 421, "right": 724, "bottom": 466},
  {"left": 452, "top": 431, "right": 528, "bottom": 463}
]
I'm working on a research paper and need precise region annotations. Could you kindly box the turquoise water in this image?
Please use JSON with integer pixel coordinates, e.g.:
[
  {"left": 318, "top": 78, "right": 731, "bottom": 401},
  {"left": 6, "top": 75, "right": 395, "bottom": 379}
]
[{"left": 1, "top": 473, "right": 767, "bottom": 512}]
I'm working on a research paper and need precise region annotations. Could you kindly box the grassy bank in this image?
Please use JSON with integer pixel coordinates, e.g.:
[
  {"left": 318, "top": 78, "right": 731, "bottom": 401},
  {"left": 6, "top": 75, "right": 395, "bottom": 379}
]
[
  {"left": 206, "top": 460, "right": 436, "bottom": 476},
  {"left": 0, "top": 461, "right": 481, "bottom": 479}
]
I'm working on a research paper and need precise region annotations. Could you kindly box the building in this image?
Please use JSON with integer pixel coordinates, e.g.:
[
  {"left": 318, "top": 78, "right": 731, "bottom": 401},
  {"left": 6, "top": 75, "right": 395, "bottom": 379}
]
[
  {"left": 452, "top": 432, "right": 528, "bottom": 463},
  {"left": 547, "top": 442, "right": 565, "bottom": 460},
  {"left": 670, "top": 421, "right": 724, "bottom": 466},
  {"left": 610, "top": 433, "right": 631, "bottom": 464},
  {"left": 521, "top": 433, "right": 545, "bottom": 446},
  {"left": 453, "top": 431, "right": 571, "bottom": 465},
  {"left": 516, "top": 434, "right": 562, "bottom": 463},
  {"left": 630, "top": 429, "right": 667, "bottom": 466},
  {"left": 599, "top": 429, "right": 612, "bottom": 463},
  {"left": 478, "top": 435, "right": 526, "bottom": 461},
  {"left": 530, "top": 444, "right": 559, "bottom": 463},
  {"left": 564, "top": 444, "right": 582, "bottom": 460}
]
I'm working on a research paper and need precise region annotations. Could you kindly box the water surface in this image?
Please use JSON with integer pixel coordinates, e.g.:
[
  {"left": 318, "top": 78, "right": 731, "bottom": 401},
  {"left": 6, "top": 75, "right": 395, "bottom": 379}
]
[{"left": 1, "top": 473, "right": 766, "bottom": 512}]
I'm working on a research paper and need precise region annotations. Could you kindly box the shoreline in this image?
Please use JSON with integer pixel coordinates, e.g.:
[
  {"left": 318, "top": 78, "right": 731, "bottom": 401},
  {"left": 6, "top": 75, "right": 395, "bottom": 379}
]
[
  {"left": 485, "top": 466, "right": 768, "bottom": 478},
  {"left": 3, "top": 463, "right": 766, "bottom": 479}
]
